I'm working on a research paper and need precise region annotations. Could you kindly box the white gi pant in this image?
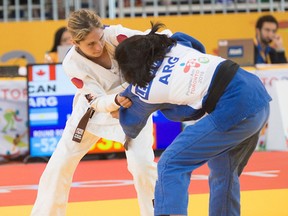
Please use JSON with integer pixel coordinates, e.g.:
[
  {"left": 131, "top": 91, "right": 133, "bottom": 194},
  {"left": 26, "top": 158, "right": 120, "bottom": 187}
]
[{"left": 31, "top": 105, "right": 156, "bottom": 216}]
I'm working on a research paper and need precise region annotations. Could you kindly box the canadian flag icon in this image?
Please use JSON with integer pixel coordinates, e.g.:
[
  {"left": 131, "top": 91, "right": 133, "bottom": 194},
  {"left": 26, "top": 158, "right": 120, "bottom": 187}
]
[{"left": 28, "top": 64, "right": 56, "bottom": 82}]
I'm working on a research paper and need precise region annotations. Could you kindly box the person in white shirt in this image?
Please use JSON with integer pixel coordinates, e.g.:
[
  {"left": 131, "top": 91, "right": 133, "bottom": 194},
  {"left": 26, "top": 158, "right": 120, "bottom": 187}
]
[{"left": 30, "top": 9, "right": 170, "bottom": 216}]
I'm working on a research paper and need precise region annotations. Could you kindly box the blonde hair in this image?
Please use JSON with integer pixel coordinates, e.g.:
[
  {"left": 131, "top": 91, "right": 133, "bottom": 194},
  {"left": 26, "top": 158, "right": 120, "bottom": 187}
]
[{"left": 67, "top": 9, "right": 103, "bottom": 43}]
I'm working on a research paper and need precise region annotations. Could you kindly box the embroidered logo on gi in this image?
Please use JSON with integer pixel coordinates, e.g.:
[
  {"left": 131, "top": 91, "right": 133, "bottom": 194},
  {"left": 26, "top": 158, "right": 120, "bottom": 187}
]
[
  {"left": 198, "top": 57, "right": 210, "bottom": 64},
  {"left": 180, "top": 59, "right": 200, "bottom": 73},
  {"left": 71, "top": 77, "right": 84, "bottom": 89},
  {"left": 117, "top": 34, "right": 128, "bottom": 43}
]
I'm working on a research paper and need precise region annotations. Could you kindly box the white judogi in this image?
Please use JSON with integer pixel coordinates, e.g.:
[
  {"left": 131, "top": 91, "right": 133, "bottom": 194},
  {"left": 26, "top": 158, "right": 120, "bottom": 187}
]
[{"left": 31, "top": 25, "right": 164, "bottom": 216}]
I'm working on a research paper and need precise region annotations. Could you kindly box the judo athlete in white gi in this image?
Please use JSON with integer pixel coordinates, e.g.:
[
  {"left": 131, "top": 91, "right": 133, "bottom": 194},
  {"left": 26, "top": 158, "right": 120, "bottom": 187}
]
[
  {"left": 31, "top": 9, "right": 169, "bottom": 216},
  {"left": 114, "top": 23, "right": 271, "bottom": 216}
]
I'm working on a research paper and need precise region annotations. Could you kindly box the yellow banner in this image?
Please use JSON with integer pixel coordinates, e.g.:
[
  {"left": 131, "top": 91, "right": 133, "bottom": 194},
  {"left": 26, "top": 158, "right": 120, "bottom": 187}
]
[{"left": 0, "top": 12, "right": 287, "bottom": 66}]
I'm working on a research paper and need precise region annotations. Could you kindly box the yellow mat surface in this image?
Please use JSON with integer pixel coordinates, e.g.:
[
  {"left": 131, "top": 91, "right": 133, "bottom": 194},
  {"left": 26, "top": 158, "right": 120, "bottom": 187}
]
[{"left": 1, "top": 189, "right": 287, "bottom": 216}]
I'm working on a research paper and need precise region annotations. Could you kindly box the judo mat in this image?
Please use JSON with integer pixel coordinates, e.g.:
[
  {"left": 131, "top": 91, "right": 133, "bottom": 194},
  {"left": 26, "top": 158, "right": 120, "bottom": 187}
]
[{"left": 0, "top": 151, "right": 287, "bottom": 216}]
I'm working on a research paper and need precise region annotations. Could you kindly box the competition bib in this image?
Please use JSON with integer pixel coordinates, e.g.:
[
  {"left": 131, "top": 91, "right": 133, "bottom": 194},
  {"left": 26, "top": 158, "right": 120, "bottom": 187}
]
[{"left": 132, "top": 44, "right": 225, "bottom": 109}]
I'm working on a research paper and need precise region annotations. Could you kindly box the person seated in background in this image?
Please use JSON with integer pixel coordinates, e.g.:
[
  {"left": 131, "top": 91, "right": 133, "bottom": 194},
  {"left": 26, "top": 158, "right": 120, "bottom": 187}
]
[
  {"left": 254, "top": 14, "right": 287, "bottom": 64},
  {"left": 44, "top": 26, "right": 73, "bottom": 63}
]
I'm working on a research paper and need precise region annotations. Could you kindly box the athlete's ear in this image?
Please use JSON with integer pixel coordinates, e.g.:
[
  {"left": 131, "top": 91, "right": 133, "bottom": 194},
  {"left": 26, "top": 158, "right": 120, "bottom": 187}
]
[{"left": 72, "top": 40, "right": 78, "bottom": 46}]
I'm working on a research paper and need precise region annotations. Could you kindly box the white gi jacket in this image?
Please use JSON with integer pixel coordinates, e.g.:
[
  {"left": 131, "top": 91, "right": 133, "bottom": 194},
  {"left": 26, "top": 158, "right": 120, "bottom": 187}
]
[{"left": 62, "top": 24, "right": 146, "bottom": 143}]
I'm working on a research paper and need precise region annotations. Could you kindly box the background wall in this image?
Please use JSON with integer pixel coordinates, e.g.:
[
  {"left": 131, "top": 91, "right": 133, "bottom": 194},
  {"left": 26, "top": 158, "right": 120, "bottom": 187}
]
[{"left": 0, "top": 12, "right": 287, "bottom": 66}]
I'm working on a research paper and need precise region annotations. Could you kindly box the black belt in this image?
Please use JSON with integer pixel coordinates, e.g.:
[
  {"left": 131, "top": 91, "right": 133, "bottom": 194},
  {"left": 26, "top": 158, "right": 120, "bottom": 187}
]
[{"left": 203, "top": 59, "right": 239, "bottom": 114}]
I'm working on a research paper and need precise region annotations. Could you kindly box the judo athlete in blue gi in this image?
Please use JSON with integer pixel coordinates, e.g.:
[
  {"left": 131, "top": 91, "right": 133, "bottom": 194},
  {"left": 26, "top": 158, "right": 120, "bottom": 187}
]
[{"left": 114, "top": 22, "right": 271, "bottom": 216}]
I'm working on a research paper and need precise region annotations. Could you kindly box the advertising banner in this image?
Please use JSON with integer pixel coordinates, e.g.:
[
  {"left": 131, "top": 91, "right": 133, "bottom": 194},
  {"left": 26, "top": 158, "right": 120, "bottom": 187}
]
[
  {"left": 0, "top": 78, "right": 28, "bottom": 160},
  {"left": 274, "top": 80, "right": 288, "bottom": 150},
  {"left": 254, "top": 64, "right": 288, "bottom": 151}
]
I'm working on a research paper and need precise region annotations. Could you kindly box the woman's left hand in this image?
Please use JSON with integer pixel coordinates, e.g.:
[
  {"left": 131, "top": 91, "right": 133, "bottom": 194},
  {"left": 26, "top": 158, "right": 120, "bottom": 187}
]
[{"left": 115, "top": 94, "right": 132, "bottom": 108}]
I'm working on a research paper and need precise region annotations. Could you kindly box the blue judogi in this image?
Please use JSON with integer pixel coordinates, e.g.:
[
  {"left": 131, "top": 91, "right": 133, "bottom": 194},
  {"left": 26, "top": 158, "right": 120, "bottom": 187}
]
[{"left": 119, "top": 33, "right": 271, "bottom": 216}]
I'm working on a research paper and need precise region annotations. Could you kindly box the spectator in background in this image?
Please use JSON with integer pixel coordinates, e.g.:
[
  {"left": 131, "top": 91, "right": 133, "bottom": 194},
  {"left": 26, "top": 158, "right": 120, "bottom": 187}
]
[
  {"left": 44, "top": 26, "right": 73, "bottom": 63},
  {"left": 254, "top": 14, "right": 287, "bottom": 64}
]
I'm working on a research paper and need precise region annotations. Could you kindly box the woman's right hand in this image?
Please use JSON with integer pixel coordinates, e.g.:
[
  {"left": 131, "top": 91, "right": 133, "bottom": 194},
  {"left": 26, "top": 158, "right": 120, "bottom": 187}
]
[{"left": 110, "top": 110, "right": 119, "bottom": 119}]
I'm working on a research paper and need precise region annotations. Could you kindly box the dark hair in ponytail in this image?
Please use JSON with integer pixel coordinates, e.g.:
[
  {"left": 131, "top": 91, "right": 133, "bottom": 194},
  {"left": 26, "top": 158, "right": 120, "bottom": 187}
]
[{"left": 115, "top": 22, "right": 176, "bottom": 87}]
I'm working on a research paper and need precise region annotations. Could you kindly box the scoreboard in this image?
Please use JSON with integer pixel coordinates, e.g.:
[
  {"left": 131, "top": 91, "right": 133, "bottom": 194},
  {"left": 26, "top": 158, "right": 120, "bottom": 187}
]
[{"left": 27, "top": 63, "right": 182, "bottom": 157}]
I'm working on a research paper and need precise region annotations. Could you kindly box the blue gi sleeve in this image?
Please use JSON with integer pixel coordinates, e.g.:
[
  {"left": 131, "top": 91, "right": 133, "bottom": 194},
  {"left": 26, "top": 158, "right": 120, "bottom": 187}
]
[
  {"left": 119, "top": 87, "right": 205, "bottom": 139},
  {"left": 119, "top": 86, "right": 162, "bottom": 138},
  {"left": 171, "top": 32, "right": 206, "bottom": 54}
]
